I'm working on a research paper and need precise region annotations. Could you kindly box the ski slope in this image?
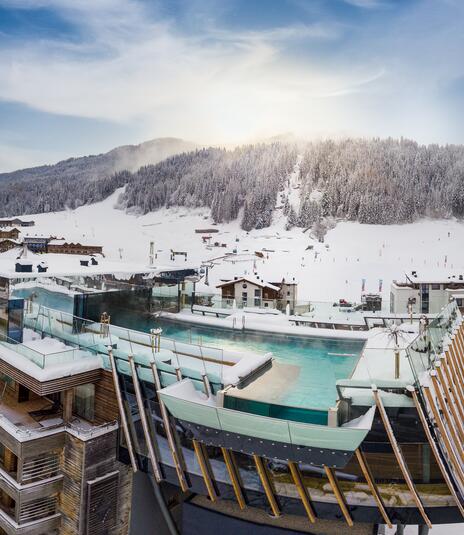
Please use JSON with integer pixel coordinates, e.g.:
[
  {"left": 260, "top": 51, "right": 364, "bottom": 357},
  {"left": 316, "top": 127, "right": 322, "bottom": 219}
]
[{"left": 8, "top": 186, "right": 464, "bottom": 306}]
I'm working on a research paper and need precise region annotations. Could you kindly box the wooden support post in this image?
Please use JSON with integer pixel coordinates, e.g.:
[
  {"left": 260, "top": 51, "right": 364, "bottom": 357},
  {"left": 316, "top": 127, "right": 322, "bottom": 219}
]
[
  {"left": 445, "top": 348, "right": 464, "bottom": 411},
  {"left": 451, "top": 335, "right": 464, "bottom": 373},
  {"left": 355, "top": 449, "right": 392, "bottom": 528},
  {"left": 409, "top": 386, "right": 464, "bottom": 518},
  {"left": 193, "top": 440, "right": 218, "bottom": 502},
  {"left": 434, "top": 364, "right": 464, "bottom": 443},
  {"left": 372, "top": 388, "right": 432, "bottom": 528},
  {"left": 222, "top": 448, "right": 246, "bottom": 510},
  {"left": 129, "top": 356, "right": 162, "bottom": 482},
  {"left": 440, "top": 354, "right": 464, "bottom": 425},
  {"left": 253, "top": 455, "right": 281, "bottom": 517},
  {"left": 423, "top": 385, "right": 464, "bottom": 485},
  {"left": 323, "top": 466, "right": 353, "bottom": 527},
  {"left": 63, "top": 388, "right": 74, "bottom": 424},
  {"left": 430, "top": 371, "right": 464, "bottom": 459},
  {"left": 288, "top": 461, "right": 316, "bottom": 523},
  {"left": 151, "top": 362, "right": 189, "bottom": 491},
  {"left": 108, "top": 349, "right": 138, "bottom": 472}
]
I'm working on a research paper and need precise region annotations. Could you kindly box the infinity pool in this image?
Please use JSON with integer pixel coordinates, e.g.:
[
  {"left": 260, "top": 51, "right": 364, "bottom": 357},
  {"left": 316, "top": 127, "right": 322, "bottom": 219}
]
[{"left": 131, "top": 316, "right": 365, "bottom": 412}]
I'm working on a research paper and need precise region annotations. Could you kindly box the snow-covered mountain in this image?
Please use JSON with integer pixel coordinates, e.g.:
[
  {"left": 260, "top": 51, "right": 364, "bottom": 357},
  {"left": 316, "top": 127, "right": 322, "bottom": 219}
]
[{"left": 1, "top": 137, "right": 464, "bottom": 233}]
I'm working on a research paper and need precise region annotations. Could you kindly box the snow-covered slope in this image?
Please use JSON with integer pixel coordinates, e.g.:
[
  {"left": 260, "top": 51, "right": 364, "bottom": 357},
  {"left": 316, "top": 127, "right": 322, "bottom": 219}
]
[{"left": 12, "top": 187, "right": 464, "bottom": 304}]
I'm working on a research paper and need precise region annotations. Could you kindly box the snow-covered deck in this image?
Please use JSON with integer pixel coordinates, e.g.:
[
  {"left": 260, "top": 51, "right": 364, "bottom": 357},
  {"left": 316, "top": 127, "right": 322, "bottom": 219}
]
[{"left": 162, "top": 308, "right": 370, "bottom": 340}]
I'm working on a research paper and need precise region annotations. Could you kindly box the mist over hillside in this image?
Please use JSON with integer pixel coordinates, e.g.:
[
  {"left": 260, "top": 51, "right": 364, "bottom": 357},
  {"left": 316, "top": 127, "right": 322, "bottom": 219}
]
[{"left": 1, "top": 137, "right": 464, "bottom": 231}]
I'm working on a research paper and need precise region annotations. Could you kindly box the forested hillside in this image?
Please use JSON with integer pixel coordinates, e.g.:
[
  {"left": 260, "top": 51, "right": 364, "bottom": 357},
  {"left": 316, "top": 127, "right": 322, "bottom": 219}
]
[{"left": 1, "top": 137, "right": 464, "bottom": 230}]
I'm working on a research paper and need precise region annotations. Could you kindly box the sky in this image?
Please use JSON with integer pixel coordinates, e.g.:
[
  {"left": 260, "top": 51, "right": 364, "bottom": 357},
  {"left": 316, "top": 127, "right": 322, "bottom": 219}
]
[{"left": 0, "top": 0, "right": 463, "bottom": 171}]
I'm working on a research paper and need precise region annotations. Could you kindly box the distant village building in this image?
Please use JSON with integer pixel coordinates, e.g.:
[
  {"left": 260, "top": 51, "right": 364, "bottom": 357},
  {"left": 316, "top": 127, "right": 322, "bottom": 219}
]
[
  {"left": 0, "top": 218, "right": 34, "bottom": 227},
  {"left": 0, "top": 227, "right": 20, "bottom": 240},
  {"left": 47, "top": 239, "right": 104, "bottom": 256},
  {"left": 217, "top": 276, "right": 298, "bottom": 312},
  {"left": 390, "top": 270, "right": 464, "bottom": 314},
  {"left": 0, "top": 239, "right": 20, "bottom": 253},
  {"left": 23, "top": 235, "right": 51, "bottom": 253}
]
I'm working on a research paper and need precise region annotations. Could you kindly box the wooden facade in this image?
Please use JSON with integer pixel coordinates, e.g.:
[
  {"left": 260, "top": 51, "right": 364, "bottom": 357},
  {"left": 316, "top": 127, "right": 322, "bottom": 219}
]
[
  {"left": 0, "top": 361, "right": 131, "bottom": 534},
  {"left": 47, "top": 242, "right": 103, "bottom": 256}
]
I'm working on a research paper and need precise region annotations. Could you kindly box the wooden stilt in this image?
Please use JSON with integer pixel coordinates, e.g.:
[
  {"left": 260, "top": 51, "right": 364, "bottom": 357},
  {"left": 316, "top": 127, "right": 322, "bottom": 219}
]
[
  {"left": 372, "top": 388, "right": 432, "bottom": 528},
  {"left": 430, "top": 371, "right": 464, "bottom": 459},
  {"left": 253, "top": 455, "right": 281, "bottom": 517},
  {"left": 108, "top": 349, "right": 138, "bottom": 472},
  {"left": 222, "top": 448, "right": 246, "bottom": 510},
  {"left": 435, "top": 363, "right": 464, "bottom": 443},
  {"left": 129, "top": 356, "right": 162, "bottom": 482},
  {"left": 151, "top": 362, "right": 189, "bottom": 491},
  {"left": 193, "top": 439, "right": 218, "bottom": 502},
  {"left": 323, "top": 466, "right": 353, "bottom": 527},
  {"left": 355, "top": 449, "right": 392, "bottom": 528},
  {"left": 423, "top": 386, "right": 464, "bottom": 485},
  {"left": 440, "top": 355, "right": 464, "bottom": 425},
  {"left": 445, "top": 348, "right": 464, "bottom": 411},
  {"left": 288, "top": 461, "right": 316, "bottom": 523},
  {"left": 409, "top": 386, "right": 464, "bottom": 518},
  {"left": 451, "top": 335, "right": 464, "bottom": 373}
]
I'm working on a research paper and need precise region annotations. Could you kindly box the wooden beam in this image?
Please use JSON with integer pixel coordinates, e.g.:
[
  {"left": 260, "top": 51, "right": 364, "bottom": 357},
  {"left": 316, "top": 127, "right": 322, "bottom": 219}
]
[
  {"left": 445, "top": 348, "right": 464, "bottom": 414},
  {"left": 108, "top": 349, "right": 138, "bottom": 473},
  {"left": 409, "top": 386, "right": 464, "bottom": 518},
  {"left": 423, "top": 385, "right": 464, "bottom": 485},
  {"left": 430, "top": 371, "right": 464, "bottom": 460},
  {"left": 288, "top": 461, "right": 316, "bottom": 523},
  {"left": 440, "top": 354, "right": 464, "bottom": 425},
  {"left": 323, "top": 466, "right": 353, "bottom": 527},
  {"left": 151, "top": 362, "right": 189, "bottom": 491},
  {"left": 62, "top": 388, "right": 74, "bottom": 424},
  {"left": 434, "top": 364, "right": 464, "bottom": 444},
  {"left": 222, "top": 448, "right": 246, "bottom": 510},
  {"left": 253, "top": 455, "right": 280, "bottom": 517},
  {"left": 129, "top": 356, "right": 162, "bottom": 482},
  {"left": 354, "top": 449, "right": 392, "bottom": 528},
  {"left": 193, "top": 440, "right": 218, "bottom": 502},
  {"left": 372, "top": 387, "right": 432, "bottom": 528}
]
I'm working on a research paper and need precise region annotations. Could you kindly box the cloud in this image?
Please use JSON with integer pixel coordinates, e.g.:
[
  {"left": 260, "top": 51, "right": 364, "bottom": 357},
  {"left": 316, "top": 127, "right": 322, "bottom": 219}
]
[
  {"left": 343, "top": 0, "right": 388, "bottom": 7},
  {"left": 0, "top": 0, "right": 382, "bottom": 145},
  {"left": 0, "top": 0, "right": 463, "bottom": 160}
]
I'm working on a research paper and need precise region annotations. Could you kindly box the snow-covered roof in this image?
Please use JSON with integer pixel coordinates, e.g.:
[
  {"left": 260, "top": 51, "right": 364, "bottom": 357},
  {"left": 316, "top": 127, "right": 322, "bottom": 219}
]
[
  {"left": 0, "top": 227, "right": 20, "bottom": 232},
  {"left": 402, "top": 270, "right": 464, "bottom": 285},
  {"left": 0, "top": 248, "right": 198, "bottom": 280},
  {"left": 216, "top": 276, "right": 280, "bottom": 291}
]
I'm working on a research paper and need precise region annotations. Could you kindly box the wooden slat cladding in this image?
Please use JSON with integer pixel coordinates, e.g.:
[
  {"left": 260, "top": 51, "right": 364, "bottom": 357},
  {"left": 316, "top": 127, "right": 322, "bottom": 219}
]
[
  {"left": 0, "top": 360, "right": 101, "bottom": 396},
  {"left": 21, "top": 453, "right": 60, "bottom": 484},
  {"left": 58, "top": 430, "right": 132, "bottom": 535},
  {"left": 59, "top": 433, "right": 85, "bottom": 535},
  {"left": 86, "top": 472, "right": 119, "bottom": 534},
  {"left": 94, "top": 370, "right": 119, "bottom": 425}
]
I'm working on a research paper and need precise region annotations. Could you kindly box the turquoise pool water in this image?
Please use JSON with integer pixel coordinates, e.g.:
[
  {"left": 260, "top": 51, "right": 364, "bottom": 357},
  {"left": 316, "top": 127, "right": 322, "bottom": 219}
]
[{"left": 126, "top": 316, "right": 365, "bottom": 411}]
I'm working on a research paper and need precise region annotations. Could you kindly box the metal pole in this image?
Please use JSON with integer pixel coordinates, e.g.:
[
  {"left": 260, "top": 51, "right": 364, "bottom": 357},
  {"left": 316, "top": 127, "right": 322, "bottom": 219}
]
[
  {"left": 128, "top": 356, "right": 162, "bottom": 482},
  {"left": 108, "top": 349, "right": 138, "bottom": 472},
  {"left": 151, "top": 362, "right": 189, "bottom": 491},
  {"left": 372, "top": 387, "right": 432, "bottom": 528}
]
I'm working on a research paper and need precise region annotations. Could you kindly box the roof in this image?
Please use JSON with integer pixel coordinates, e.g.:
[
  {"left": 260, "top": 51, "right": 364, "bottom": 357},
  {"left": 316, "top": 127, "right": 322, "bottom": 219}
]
[
  {"left": 402, "top": 270, "right": 464, "bottom": 285},
  {"left": 0, "top": 248, "right": 198, "bottom": 280},
  {"left": 216, "top": 276, "right": 280, "bottom": 291}
]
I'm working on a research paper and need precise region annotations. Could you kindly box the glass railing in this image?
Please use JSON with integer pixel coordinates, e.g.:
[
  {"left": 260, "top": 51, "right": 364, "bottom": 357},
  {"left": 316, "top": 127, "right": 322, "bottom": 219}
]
[
  {"left": 406, "top": 300, "right": 460, "bottom": 381},
  {"left": 24, "top": 303, "right": 232, "bottom": 388},
  {"left": 0, "top": 331, "right": 79, "bottom": 369}
]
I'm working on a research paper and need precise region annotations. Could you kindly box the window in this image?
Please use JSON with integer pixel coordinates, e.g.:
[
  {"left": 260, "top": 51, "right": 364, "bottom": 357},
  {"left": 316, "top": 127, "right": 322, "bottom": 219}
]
[
  {"left": 242, "top": 283, "right": 247, "bottom": 289},
  {"left": 287, "top": 291, "right": 291, "bottom": 296},
  {"left": 254, "top": 289, "right": 260, "bottom": 297},
  {"left": 74, "top": 384, "right": 95, "bottom": 421},
  {"left": 431, "top": 284, "right": 441, "bottom": 290}
]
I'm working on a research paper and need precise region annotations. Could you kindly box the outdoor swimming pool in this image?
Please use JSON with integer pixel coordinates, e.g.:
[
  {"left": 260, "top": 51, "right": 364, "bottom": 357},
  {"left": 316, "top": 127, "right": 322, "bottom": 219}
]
[{"left": 129, "top": 316, "right": 365, "bottom": 413}]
